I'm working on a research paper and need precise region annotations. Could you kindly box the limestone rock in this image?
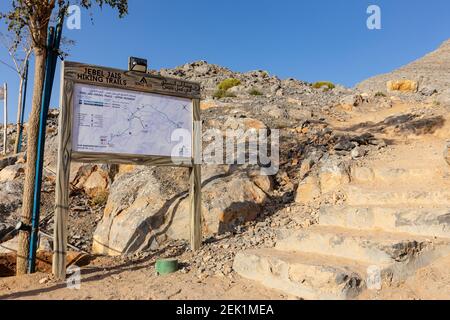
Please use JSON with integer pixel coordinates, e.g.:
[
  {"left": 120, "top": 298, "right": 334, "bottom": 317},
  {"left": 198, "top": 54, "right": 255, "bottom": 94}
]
[
  {"left": 0, "top": 181, "right": 22, "bottom": 217},
  {"left": 166, "top": 168, "right": 269, "bottom": 240},
  {"left": 420, "top": 86, "right": 438, "bottom": 96},
  {"left": 298, "top": 159, "right": 315, "bottom": 180},
  {"left": 92, "top": 166, "right": 271, "bottom": 256},
  {"left": 386, "top": 80, "right": 418, "bottom": 93},
  {"left": 351, "top": 146, "right": 367, "bottom": 159},
  {"left": 319, "top": 156, "right": 350, "bottom": 194},
  {"left": 340, "top": 94, "right": 366, "bottom": 109},
  {"left": 223, "top": 117, "right": 266, "bottom": 131},
  {"left": 0, "top": 164, "right": 25, "bottom": 182},
  {"left": 200, "top": 99, "right": 221, "bottom": 111},
  {"left": 351, "top": 166, "right": 375, "bottom": 183},
  {"left": 71, "top": 164, "right": 96, "bottom": 189},
  {"left": 70, "top": 164, "right": 111, "bottom": 198},
  {"left": 262, "top": 105, "right": 285, "bottom": 119},
  {"left": 83, "top": 170, "right": 109, "bottom": 198},
  {"left": 0, "top": 236, "right": 18, "bottom": 254},
  {"left": 295, "top": 175, "right": 321, "bottom": 204},
  {"left": 0, "top": 154, "right": 19, "bottom": 171},
  {"left": 242, "top": 118, "right": 267, "bottom": 130},
  {"left": 288, "top": 108, "right": 313, "bottom": 121},
  {"left": 248, "top": 170, "right": 273, "bottom": 193}
]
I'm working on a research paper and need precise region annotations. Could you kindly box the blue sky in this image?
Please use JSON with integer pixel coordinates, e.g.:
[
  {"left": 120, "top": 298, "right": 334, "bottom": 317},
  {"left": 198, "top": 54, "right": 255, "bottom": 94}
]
[{"left": 0, "top": 0, "right": 449, "bottom": 123}]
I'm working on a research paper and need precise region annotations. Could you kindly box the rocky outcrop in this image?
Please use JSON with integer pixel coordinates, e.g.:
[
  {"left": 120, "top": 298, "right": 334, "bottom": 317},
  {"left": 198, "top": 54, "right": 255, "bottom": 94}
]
[
  {"left": 92, "top": 165, "right": 272, "bottom": 256},
  {"left": 386, "top": 80, "right": 418, "bottom": 93}
]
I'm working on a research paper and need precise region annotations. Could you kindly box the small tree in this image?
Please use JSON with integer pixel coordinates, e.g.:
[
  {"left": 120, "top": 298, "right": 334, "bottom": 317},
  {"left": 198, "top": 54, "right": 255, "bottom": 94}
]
[
  {"left": 1, "top": 0, "right": 128, "bottom": 275},
  {"left": 0, "top": 31, "right": 33, "bottom": 154}
]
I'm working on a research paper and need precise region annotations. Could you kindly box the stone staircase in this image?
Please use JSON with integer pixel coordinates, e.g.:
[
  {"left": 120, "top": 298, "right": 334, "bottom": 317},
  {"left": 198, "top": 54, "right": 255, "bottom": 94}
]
[{"left": 233, "top": 141, "right": 450, "bottom": 300}]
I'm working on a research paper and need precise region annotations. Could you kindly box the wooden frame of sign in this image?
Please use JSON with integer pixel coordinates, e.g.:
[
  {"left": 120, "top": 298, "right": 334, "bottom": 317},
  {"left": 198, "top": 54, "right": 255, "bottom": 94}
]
[{"left": 53, "top": 61, "right": 202, "bottom": 280}]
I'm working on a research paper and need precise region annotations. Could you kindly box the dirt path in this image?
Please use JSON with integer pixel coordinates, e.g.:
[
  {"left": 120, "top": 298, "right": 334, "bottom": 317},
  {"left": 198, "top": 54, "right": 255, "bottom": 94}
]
[{"left": 0, "top": 254, "right": 291, "bottom": 300}]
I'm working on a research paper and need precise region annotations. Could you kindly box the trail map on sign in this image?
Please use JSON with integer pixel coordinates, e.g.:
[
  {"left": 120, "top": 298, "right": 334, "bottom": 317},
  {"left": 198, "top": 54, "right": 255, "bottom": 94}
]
[{"left": 72, "top": 84, "right": 193, "bottom": 157}]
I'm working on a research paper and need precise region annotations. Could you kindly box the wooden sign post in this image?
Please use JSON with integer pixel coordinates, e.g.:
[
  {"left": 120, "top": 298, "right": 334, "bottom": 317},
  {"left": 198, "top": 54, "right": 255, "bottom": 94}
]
[{"left": 53, "top": 61, "right": 202, "bottom": 280}]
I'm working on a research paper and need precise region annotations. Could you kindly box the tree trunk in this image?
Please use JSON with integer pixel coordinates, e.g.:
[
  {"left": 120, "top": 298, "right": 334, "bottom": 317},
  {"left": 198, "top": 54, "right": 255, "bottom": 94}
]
[
  {"left": 14, "top": 76, "right": 25, "bottom": 154},
  {"left": 16, "top": 48, "right": 47, "bottom": 275}
]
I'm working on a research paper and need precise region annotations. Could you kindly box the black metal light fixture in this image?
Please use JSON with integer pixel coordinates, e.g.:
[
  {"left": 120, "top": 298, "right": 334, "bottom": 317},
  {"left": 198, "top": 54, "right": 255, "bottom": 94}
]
[{"left": 128, "top": 56, "right": 148, "bottom": 73}]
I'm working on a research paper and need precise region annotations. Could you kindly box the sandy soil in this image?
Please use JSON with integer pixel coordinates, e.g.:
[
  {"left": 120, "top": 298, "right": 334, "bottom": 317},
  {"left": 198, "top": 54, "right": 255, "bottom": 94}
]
[
  {"left": 0, "top": 253, "right": 291, "bottom": 300},
  {"left": 359, "top": 254, "right": 450, "bottom": 300},
  {"left": 1, "top": 252, "right": 450, "bottom": 300}
]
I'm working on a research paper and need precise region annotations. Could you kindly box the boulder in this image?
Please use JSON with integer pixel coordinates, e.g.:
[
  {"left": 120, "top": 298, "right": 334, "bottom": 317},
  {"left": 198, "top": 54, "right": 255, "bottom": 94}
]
[
  {"left": 168, "top": 169, "right": 269, "bottom": 240},
  {"left": 287, "top": 98, "right": 303, "bottom": 106},
  {"left": 83, "top": 170, "right": 109, "bottom": 199},
  {"left": 262, "top": 105, "right": 285, "bottom": 119},
  {"left": 223, "top": 117, "right": 267, "bottom": 131},
  {"left": 318, "top": 156, "right": 350, "bottom": 194},
  {"left": 0, "top": 154, "right": 19, "bottom": 171},
  {"left": 340, "top": 94, "right": 366, "bottom": 107},
  {"left": 0, "top": 164, "right": 25, "bottom": 182},
  {"left": 334, "top": 140, "right": 356, "bottom": 152},
  {"left": 200, "top": 99, "right": 221, "bottom": 111},
  {"left": 0, "top": 180, "right": 22, "bottom": 217},
  {"left": 351, "top": 166, "right": 375, "bottom": 183},
  {"left": 0, "top": 236, "right": 18, "bottom": 254},
  {"left": 351, "top": 146, "right": 367, "bottom": 159},
  {"left": 242, "top": 118, "right": 267, "bottom": 130},
  {"left": 92, "top": 167, "right": 167, "bottom": 256},
  {"left": 70, "top": 164, "right": 111, "bottom": 198},
  {"left": 298, "top": 158, "right": 315, "bottom": 180},
  {"left": 419, "top": 86, "right": 437, "bottom": 96},
  {"left": 248, "top": 170, "right": 273, "bottom": 194},
  {"left": 92, "top": 166, "right": 271, "bottom": 256},
  {"left": 386, "top": 80, "right": 418, "bottom": 93},
  {"left": 71, "top": 164, "right": 96, "bottom": 188},
  {"left": 295, "top": 175, "right": 321, "bottom": 204},
  {"left": 288, "top": 108, "right": 313, "bottom": 121}
]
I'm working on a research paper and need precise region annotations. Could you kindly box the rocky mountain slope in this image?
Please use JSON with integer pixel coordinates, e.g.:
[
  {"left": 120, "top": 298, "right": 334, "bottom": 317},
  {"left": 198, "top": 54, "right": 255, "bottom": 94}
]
[{"left": 357, "top": 39, "right": 450, "bottom": 105}]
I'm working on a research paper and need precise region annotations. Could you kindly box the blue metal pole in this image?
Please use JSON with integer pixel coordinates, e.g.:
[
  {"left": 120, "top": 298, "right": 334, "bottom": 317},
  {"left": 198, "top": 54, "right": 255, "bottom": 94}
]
[
  {"left": 17, "top": 60, "right": 29, "bottom": 153},
  {"left": 28, "top": 14, "right": 64, "bottom": 273}
]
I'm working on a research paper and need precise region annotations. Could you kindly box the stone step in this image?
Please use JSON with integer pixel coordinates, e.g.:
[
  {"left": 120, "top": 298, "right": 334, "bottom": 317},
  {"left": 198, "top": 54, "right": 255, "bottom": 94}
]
[
  {"left": 275, "top": 226, "right": 450, "bottom": 267},
  {"left": 350, "top": 166, "right": 449, "bottom": 185},
  {"left": 319, "top": 206, "right": 450, "bottom": 239},
  {"left": 344, "top": 186, "right": 450, "bottom": 206},
  {"left": 233, "top": 249, "right": 368, "bottom": 300}
]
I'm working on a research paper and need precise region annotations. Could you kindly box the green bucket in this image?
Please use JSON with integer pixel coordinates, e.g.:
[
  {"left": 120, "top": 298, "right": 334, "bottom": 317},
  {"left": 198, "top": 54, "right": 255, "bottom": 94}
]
[{"left": 155, "top": 258, "right": 179, "bottom": 275}]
